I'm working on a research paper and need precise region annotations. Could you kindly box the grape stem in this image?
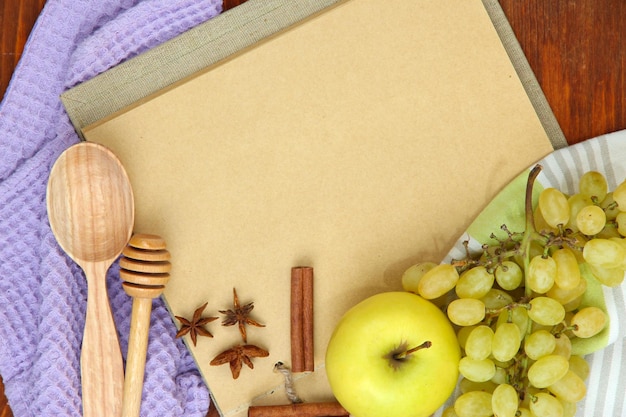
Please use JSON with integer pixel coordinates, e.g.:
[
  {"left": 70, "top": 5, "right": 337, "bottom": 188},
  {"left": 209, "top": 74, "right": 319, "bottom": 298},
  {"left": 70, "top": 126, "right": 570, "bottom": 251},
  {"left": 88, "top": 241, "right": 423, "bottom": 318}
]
[
  {"left": 516, "top": 164, "right": 544, "bottom": 397},
  {"left": 484, "top": 301, "right": 530, "bottom": 319},
  {"left": 521, "top": 164, "right": 543, "bottom": 300}
]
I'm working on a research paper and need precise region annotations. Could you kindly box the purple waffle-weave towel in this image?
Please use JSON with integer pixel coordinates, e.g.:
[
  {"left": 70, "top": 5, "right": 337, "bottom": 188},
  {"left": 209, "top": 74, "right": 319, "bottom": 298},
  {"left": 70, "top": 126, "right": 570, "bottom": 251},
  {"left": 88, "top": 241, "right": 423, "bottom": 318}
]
[{"left": 0, "top": 0, "right": 222, "bottom": 415}]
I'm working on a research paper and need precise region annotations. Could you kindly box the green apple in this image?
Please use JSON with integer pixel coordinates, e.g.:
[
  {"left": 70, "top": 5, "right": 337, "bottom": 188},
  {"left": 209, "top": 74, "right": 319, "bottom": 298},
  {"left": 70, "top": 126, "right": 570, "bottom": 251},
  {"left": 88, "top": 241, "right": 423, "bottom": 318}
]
[{"left": 325, "top": 291, "right": 460, "bottom": 417}]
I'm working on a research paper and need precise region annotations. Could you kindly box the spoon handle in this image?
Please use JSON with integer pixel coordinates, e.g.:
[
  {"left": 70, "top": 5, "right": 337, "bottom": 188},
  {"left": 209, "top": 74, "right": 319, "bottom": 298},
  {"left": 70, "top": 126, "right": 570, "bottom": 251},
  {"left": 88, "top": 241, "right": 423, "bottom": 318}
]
[{"left": 82, "top": 260, "right": 124, "bottom": 417}]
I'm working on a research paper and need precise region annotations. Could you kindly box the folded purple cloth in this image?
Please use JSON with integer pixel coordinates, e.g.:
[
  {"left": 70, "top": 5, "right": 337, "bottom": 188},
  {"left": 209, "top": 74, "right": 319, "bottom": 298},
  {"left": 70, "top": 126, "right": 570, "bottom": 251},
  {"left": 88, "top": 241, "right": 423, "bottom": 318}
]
[{"left": 0, "top": 1, "right": 221, "bottom": 415}]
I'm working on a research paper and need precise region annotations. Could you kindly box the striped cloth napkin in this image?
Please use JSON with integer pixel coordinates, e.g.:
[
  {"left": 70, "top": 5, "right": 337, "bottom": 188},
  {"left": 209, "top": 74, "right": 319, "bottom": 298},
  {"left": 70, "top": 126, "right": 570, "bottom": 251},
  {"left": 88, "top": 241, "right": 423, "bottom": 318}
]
[{"left": 436, "top": 129, "right": 626, "bottom": 416}]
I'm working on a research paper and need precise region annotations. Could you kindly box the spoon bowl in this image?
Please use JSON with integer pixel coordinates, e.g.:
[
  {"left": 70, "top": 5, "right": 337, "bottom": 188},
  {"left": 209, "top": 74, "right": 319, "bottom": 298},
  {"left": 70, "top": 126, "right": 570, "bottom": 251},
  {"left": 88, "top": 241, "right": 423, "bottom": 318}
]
[
  {"left": 47, "top": 142, "right": 134, "bottom": 263},
  {"left": 47, "top": 142, "right": 134, "bottom": 417}
]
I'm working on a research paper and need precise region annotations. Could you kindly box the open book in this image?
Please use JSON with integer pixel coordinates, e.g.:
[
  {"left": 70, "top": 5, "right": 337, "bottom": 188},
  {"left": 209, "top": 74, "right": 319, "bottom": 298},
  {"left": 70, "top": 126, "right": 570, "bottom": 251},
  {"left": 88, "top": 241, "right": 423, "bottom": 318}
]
[{"left": 62, "top": 0, "right": 561, "bottom": 415}]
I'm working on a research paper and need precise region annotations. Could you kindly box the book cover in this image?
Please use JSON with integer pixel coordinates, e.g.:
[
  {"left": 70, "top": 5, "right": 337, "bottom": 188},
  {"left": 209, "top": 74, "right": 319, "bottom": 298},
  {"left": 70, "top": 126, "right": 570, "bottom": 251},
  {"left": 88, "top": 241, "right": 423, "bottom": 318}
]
[{"left": 67, "top": 0, "right": 559, "bottom": 415}]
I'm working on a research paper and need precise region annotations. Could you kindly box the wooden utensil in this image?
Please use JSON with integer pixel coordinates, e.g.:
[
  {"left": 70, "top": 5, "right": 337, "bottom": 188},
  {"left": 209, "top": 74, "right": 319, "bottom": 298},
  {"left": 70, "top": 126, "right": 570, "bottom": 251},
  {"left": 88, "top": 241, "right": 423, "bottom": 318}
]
[
  {"left": 46, "top": 142, "right": 134, "bottom": 417},
  {"left": 119, "top": 233, "right": 171, "bottom": 417}
]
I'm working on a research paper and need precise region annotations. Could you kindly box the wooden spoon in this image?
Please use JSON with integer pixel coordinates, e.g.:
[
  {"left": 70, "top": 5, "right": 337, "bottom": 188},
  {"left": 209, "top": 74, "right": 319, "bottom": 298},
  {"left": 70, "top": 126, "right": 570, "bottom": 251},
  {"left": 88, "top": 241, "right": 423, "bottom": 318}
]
[{"left": 47, "top": 142, "right": 134, "bottom": 417}]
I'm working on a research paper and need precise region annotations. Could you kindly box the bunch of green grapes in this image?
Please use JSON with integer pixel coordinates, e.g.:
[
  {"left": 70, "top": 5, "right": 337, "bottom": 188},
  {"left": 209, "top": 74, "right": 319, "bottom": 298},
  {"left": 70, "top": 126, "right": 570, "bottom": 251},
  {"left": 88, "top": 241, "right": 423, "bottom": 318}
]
[{"left": 402, "top": 165, "right": 626, "bottom": 417}]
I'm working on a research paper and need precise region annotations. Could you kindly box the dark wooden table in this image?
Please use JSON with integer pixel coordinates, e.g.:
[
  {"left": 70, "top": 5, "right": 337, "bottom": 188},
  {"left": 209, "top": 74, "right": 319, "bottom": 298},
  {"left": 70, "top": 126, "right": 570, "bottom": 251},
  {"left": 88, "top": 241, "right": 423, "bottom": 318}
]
[{"left": 1, "top": 1, "right": 625, "bottom": 416}]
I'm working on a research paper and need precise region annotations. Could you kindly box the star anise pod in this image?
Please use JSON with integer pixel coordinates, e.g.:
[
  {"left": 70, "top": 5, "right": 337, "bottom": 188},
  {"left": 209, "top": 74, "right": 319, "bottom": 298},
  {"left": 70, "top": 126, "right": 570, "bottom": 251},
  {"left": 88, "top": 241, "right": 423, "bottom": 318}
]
[
  {"left": 174, "top": 302, "right": 218, "bottom": 346},
  {"left": 209, "top": 344, "right": 269, "bottom": 379},
  {"left": 219, "top": 288, "right": 265, "bottom": 343}
]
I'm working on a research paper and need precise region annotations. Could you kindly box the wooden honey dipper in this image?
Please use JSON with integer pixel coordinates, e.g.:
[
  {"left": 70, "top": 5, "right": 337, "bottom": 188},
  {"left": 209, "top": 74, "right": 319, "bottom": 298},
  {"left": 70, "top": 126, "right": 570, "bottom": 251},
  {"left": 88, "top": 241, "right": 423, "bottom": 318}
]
[{"left": 119, "top": 233, "right": 171, "bottom": 417}]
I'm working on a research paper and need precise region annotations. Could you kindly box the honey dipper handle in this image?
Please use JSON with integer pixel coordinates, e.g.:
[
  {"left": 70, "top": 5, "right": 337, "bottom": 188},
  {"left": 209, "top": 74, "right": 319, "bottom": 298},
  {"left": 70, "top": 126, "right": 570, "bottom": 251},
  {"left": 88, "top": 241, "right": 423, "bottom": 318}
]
[{"left": 122, "top": 284, "right": 164, "bottom": 417}]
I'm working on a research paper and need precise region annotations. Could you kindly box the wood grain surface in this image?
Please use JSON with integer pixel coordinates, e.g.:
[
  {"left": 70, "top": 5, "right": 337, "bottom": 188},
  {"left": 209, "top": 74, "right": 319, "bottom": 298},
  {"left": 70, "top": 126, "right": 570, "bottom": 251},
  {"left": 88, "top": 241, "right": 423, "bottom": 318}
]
[
  {"left": 1, "top": 1, "right": 626, "bottom": 416},
  {"left": 0, "top": 0, "right": 46, "bottom": 103},
  {"left": 499, "top": 0, "right": 626, "bottom": 145}
]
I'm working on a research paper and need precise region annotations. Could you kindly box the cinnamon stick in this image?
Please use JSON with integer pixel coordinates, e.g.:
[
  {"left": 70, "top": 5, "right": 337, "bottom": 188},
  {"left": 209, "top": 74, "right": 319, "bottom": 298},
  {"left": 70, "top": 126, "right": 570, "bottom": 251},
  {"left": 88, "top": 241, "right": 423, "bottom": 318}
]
[
  {"left": 301, "top": 267, "right": 314, "bottom": 372},
  {"left": 248, "top": 401, "right": 348, "bottom": 417},
  {"left": 290, "top": 267, "right": 304, "bottom": 372},
  {"left": 290, "top": 266, "right": 314, "bottom": 373}
]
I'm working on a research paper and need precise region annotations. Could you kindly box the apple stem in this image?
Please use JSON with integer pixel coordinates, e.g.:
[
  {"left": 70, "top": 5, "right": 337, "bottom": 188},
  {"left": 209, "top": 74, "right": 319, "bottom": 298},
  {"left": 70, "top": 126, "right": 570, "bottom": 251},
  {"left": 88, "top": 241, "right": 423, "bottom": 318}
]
[{"left": 393, "top": 341, "right": 432, "bottom": 360}]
